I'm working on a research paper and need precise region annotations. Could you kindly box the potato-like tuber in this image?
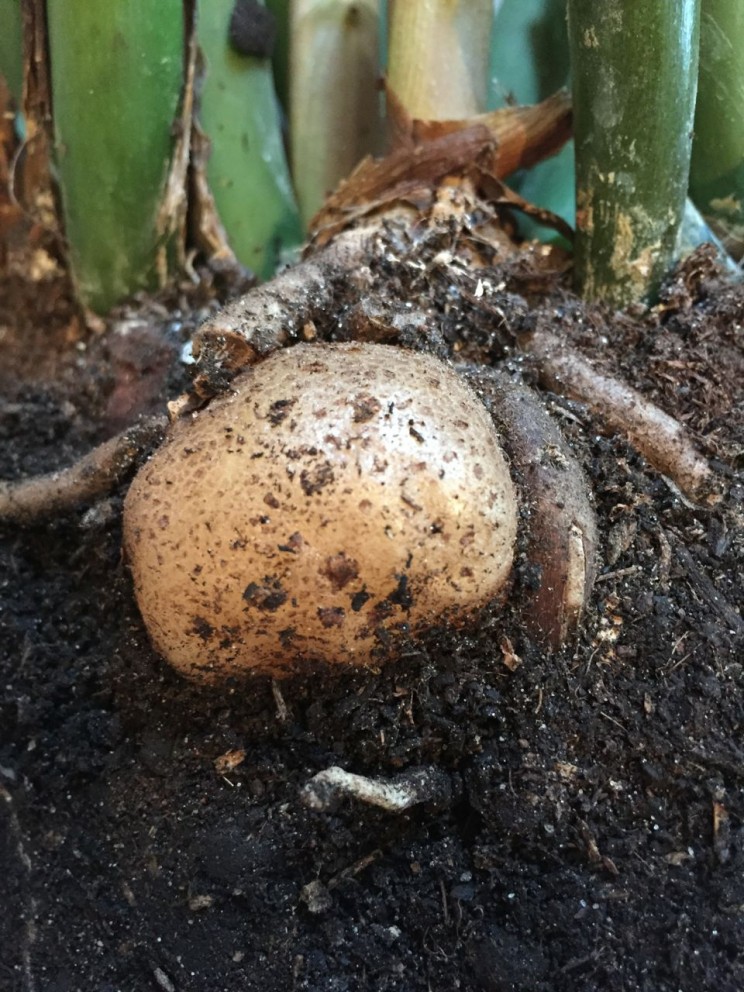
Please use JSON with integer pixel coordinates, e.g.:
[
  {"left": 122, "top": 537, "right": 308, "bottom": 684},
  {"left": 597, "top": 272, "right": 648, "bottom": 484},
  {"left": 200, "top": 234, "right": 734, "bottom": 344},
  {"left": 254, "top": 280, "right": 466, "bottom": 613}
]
[{"left": 123, "top": 343, "right": 519, "bottom": 679}]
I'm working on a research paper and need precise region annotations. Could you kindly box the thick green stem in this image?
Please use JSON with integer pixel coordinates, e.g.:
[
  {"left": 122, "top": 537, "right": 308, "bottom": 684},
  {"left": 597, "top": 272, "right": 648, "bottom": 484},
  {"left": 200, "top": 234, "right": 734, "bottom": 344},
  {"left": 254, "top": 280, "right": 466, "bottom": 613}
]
[
  {"left": 196, "top": 0, "right": 301, "bottom": 279},
  {"left": 388, "top": 0, "right": 493, "bottom": 119},
  {"left": 568, "top": 0, "right": 701, "bottom": 306},
  {"left": 690, "top": 0, "right": 744, "bottom": 259},
  {"left": 47, "top": 0, "right": 185, "bottom": 313}
]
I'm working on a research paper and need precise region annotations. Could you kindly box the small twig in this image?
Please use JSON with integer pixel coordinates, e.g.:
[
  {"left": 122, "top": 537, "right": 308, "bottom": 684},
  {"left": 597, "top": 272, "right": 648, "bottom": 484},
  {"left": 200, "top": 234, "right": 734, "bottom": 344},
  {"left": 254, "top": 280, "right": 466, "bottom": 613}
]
[
  {"left": 271, "top": 679, "right": 289, "bottom": 723},
  {"left": 300, "top": 765, "right": 459, "bottom": 814},
  {"left": 327, "top": 848, "right": 382, "bottom": 890},
  {"left": 594, "top": 565, "right": 642, "bottom": 584},
  {"left": 0, "top": 414, "right": 167, "bottom": 525},
  {"left": 527, "top": 329, "right": 718, "bottom": 503},
  {"left": 656, "top": 527, "right": 673, "bottom": 591}
]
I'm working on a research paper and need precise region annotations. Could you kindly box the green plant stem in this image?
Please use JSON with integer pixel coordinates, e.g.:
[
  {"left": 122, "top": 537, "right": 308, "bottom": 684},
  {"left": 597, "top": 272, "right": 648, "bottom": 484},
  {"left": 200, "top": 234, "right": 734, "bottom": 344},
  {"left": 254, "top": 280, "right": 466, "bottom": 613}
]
[
  {"left": 0, "top": 0, "right": 23, "bottom": 101},
  {"left": 47, "top": 0, "right": 184, "bottom": 313},
  {"left": 196, "top": 0, "right": 301, "bottom": 279},
  {"left": 567, "top": 0, "right": 701, "bottom": 306},
  {"left": 388, "top": 0, "right": 492, "bottom": 119},
  {"left": 265, "top": 0, "right": 290, "bottom": 108},
  {"left": 690, "top": 0, "right": 744, "bottom": 259}
]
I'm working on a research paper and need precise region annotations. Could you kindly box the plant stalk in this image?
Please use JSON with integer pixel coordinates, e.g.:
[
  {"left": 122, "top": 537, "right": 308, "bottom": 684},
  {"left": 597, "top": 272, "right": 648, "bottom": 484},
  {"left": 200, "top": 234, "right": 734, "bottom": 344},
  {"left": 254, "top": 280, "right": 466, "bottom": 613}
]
[
  {"left": 567, "top": 0, "right": 701, "bottom": 305},
  {"left": 0, "top": 0, "right": 23, "bottom": 101},
  {"left": 265, "top": 0, "right": 290, "bottom": 108},
  {"left": 290, "top": 0, "right": 383, "bottom": 225},
  {"left": 689, "top": 0, "right": 744, "bottom": 259},
  {"left": 195, "top": 0, "right": 301, "bottom": 279},
  {"left": 47, "top": 0, "right": 185, "bottom": 312}
]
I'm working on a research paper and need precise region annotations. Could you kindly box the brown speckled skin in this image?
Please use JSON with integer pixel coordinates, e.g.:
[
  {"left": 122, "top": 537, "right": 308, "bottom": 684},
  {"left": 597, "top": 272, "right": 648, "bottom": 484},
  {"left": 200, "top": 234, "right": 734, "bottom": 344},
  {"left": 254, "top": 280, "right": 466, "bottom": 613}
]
[{"left": 123, "top": 343, "right": 517, "bottom": 679}]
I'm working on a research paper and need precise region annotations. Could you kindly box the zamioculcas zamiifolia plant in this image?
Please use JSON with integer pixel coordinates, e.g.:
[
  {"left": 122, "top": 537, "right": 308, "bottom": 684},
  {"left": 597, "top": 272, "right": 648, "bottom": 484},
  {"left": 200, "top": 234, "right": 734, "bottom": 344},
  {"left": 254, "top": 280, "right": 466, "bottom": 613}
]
[{"left": 2, "top": 0, "right": 738, "bottom": 316}]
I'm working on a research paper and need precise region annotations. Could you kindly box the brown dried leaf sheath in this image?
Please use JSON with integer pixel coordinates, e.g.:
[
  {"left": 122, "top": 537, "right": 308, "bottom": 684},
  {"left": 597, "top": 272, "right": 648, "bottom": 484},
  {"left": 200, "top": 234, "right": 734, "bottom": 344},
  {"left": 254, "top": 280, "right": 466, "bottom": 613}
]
[{"left": 310, "top": 90, "right": 573, "bottom": 244}]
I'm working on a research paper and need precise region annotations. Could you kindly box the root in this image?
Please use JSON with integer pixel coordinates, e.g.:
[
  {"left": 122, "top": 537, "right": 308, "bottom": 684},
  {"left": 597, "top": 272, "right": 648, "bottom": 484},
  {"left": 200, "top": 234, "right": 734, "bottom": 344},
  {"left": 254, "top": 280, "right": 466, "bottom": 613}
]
[
  {"left": 191, "top": 225, "right": 377, "bottom": 397},
  {"left": 0, "top": 414, "right": 167, "bottom": 525},
  {"left": 300, "top": 765, "right": 459, "bottom": 814},
  {"left": 526, "top": 329, "right": 718, "bottom": 503},
  {"left": 1, "top": 243, "right": 719, "bottom": 549},
  {"left": 462, "top": 366, "right": 597, "bottom": 647},
  {"left": 0, "top": 784, "right": 37, "bottom": 992}
]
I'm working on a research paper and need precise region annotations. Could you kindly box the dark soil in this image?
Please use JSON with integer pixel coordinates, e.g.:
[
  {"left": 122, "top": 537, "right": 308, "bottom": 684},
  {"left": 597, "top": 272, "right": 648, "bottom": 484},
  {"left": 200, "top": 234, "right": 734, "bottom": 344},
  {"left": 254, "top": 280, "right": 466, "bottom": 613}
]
[{"left": 1, "top": 242, "right": 742, "bottom": 992}]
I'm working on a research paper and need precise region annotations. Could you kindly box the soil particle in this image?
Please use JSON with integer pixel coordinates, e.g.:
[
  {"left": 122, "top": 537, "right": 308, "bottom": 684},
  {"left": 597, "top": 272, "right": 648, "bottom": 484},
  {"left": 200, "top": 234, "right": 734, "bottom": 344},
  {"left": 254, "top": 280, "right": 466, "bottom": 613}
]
[
  {"left": 243, "top": 577, "right": 289, "bottom": 612},
  {"left": 267, "top": 397, "right": 297, "bottom": 426},
  {"left": 321, "top": 553, "right": 359, "bottom": 591},
  {"left": 299, "top": 459, "right": 335, "bottom": 496}
]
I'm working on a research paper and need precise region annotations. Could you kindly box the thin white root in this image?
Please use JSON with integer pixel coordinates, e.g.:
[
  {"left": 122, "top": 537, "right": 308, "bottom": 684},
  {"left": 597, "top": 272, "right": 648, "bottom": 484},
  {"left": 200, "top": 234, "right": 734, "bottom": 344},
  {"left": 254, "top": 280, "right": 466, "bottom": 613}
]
[
  {"left": 300, "top": 765, "right": 458, "bottom": 813},
  {"left": 0, "top": 414, "right": 167, "bottom": 524},
  {"left": 528, "top": 329, "right": 718, "bottom": 503}
]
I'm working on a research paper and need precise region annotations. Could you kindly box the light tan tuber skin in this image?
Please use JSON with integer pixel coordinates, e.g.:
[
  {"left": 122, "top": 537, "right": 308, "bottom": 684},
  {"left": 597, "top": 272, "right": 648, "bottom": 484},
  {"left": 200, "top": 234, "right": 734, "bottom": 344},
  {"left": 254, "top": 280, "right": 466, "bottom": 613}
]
[{"left": 123, "top": 343, "right": 519, "bottom": 680}]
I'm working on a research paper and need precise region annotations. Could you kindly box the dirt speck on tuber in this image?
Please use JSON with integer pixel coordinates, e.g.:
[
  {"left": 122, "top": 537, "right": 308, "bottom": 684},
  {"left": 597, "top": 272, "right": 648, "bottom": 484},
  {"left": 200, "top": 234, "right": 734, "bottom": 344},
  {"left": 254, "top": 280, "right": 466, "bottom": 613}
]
[{"left": 123, "top": 343, "right": 518, "bottom": 680}]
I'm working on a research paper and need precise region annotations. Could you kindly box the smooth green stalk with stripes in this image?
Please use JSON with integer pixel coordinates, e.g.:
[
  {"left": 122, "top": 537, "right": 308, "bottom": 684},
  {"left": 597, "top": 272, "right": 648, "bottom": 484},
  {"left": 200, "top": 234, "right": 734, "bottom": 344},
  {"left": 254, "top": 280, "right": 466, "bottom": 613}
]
[{"left": 567, "top": 0, "right": 701, "bottom": 305}]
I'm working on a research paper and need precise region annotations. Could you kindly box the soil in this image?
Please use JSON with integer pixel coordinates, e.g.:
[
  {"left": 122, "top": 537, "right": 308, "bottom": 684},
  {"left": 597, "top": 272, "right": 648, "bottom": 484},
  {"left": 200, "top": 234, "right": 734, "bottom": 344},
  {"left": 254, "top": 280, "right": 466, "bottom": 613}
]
[{"left": 1, "top": 238, "right": 742, "bottom": 992}]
